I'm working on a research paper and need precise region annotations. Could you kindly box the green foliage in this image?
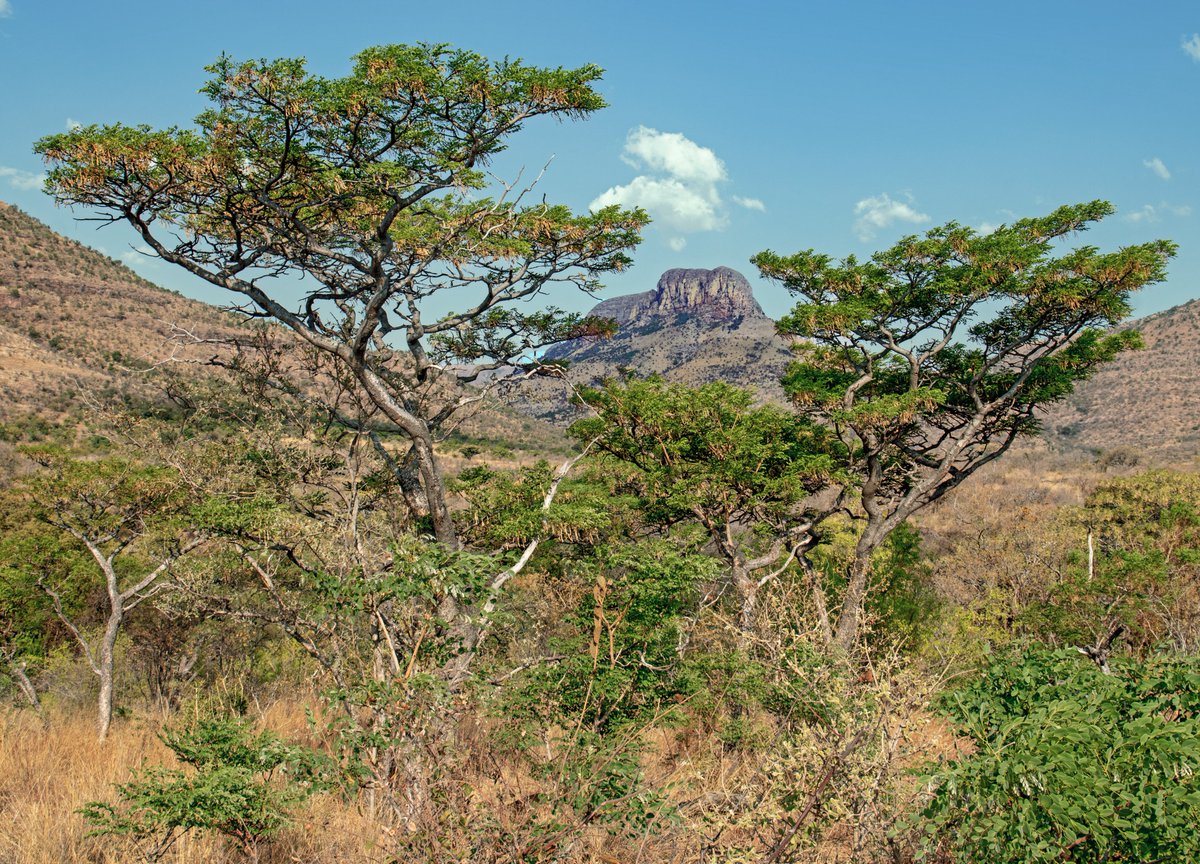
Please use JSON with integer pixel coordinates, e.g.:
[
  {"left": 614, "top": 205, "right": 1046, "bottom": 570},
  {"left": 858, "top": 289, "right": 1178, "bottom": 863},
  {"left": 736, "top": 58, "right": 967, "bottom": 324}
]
[
  {"left": 538, "top": 729, "right": 676, "bottom": 834},
  {"left": 1082, "top": 470, "right": 1200, "bottom": 556},
  {"left": 755, "top": 202, "right": 1175, "bottom": 651},
  {"left": 451, "top": 460, "right": 627, "bottom": 551},
  {"left": 865, "top": 522, "right": 939, "bottom": 648},
  {"left": 800, "top": 517, "right": 938, "bottom": 648},
  {"left": 0, "top": 414, "right": 61, "bottom": 444},
  {"left": 505, "top": 540, "right": 718, "bottom": 733},
  {"left": 14, "top": 447, "right": 193, "bottom": 552},
  {"left": 0, "top": 518, "right": 89, "bottom": 659},
  {"left": 35, "top": 42, "right": 649, "bottom": 552},
  {"left": 572, "top": 376, "right": 842, "bottom": 531},
  {"left": 918, "top": 649, "right": 1200, "bottom": 863},
  {"left": 1022, "top": 470, "right": 1200, "bottom": 652},
  {"left": 754, "top": 201, "right": 1175, "bottom": 513},
  {"left": 81, "top": 713, "right": 331, "bottom": 860},
  {"left": 0, "top": 449, "right": 199, "bottom": 680},
  {"left": 34, "top": 42, "right": 646, "bottom": 391}
]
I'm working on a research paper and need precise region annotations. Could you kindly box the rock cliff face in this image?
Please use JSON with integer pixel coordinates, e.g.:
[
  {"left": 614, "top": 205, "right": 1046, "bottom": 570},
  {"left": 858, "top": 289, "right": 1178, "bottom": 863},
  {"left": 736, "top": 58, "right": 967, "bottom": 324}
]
[
  {"left": 564, "top": 266, "right": 765, "bottom": 332},
  {"left": 522, "top": 266, "right": 795, "bottom": 421}
]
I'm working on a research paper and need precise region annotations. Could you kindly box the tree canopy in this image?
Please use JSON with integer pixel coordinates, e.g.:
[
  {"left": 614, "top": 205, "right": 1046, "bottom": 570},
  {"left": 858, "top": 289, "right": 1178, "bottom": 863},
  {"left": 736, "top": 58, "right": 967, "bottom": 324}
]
[
  {"left": 35, "top": 43, "right": 647, "bottom": 546},
  {"left": 571, "top": 376, "right": 842, "bottom": 635},
  {"left": 754, "top": 201, "right": 1175, "bottom": 649}
]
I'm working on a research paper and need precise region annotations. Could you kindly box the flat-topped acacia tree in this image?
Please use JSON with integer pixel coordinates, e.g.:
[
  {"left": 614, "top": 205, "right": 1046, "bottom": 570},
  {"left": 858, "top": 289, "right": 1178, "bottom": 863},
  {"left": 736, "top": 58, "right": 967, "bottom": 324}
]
[
  {"left": 36, "top": 44, "right": 646, "bottom": 548},
  {"left": 754, "top": 201, "right": 1175, "bottom": 651}
]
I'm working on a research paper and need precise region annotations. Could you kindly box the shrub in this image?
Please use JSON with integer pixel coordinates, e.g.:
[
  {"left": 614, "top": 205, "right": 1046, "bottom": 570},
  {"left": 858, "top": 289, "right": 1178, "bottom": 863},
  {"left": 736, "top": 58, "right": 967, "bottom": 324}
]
[
  {"left": 917, "top": 649, "right": 1200, "bottom": 863},
  {"left": 81, "top": 713, "right": 331, "bottom": 862}
]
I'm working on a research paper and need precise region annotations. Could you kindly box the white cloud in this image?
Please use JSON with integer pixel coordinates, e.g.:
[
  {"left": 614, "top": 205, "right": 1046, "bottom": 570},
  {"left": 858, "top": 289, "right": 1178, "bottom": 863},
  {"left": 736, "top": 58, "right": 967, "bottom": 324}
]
[
  {"left": 0, "top": 166, "right": 45, "bottom": 191},
  {"left": 621, "top": 126, "right": 727, "bottom": 186},
  {"left": 852, "top": 193, "right": 929, "bottom": 241},
  {"left": 591, "top": 175, "right": 725, "bottom": 234},
  {"left": 733, "top": 195, "right": 766, "bottom": 212},
  {"left": 1143, "top": 157, "right": 1171, "bottom": 180},
  {"left": 66, "top": 118, "right": 82, "bottom": 131},
  {"left": 1184, "top": 34, "right": 1200, "bottom": 62},
  {"left": 591, "top": 126, "right": 760, "bottom": 250},
  {"left": 0, "top": 1, "right": 11, "bottom": 18},
  {"left": 1125, "top": 202, "right": 1192, "bottom": 223},
  {"left": 976, "top": 222, "right": 1001, "bottom": 236}
]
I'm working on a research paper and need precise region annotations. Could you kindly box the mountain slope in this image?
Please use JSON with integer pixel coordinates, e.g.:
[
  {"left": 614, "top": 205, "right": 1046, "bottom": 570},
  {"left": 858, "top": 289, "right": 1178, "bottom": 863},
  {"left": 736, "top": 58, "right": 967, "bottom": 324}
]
[
  {"left": 5, "top": 201, "right": 1194, "bottom": 461},
  {"left": 0, "top": 202, "right": 570, "bottom": 456},
  {"left": 1046, "top": 298, "right": 1200, "bottom": 458},
  {"left": 0, "top": 201, "right": 242, "bottom": 422}
]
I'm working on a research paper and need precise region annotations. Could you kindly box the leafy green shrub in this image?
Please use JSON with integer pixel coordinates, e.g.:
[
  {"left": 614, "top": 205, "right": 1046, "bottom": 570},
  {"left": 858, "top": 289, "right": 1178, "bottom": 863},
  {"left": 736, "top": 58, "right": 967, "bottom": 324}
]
[
  {"left": 867, "top": 522, "right": 940, "bottom": 648},
  {"left": 81, "top": 714, "right": 331, "bottom": 862},
  {"left": 917, "top": 649, "right": 1200, "bottom": 863}
]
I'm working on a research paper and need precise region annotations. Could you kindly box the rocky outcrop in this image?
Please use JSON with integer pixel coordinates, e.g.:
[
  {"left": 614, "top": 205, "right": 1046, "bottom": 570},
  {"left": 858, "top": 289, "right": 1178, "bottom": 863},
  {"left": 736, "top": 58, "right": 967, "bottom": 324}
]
[
  {"left": 549, "top": 266, "right": 763, "bottom": 357},
  {"left": 519, "top": 266, "right": 795, "bottom": 422}
]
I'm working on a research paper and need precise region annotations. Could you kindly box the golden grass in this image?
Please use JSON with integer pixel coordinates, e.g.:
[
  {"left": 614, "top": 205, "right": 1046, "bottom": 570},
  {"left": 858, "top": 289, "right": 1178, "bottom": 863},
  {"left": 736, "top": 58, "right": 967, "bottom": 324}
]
[
  {"left": 0, "top": 704, "right": 381, "bottom": 864},
  {"left": 0, "top": 674, "right": 961, "bottom": 864}
]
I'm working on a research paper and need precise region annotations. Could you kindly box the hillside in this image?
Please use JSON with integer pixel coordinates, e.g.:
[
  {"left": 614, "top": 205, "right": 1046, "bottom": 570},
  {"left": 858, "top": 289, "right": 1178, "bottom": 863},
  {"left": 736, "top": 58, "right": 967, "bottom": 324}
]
[
  {"left": 1045, "top": 298, "right": 1200, "bottom": 459},
  {"left": 4, "top": 200, "right": 1194, "bottom": 460},
  {"left": 0, "top": 201, "right": 241, "bottom": 423},
  {"left": 0, "top": 202, "right": 569, "bottom": 455}
]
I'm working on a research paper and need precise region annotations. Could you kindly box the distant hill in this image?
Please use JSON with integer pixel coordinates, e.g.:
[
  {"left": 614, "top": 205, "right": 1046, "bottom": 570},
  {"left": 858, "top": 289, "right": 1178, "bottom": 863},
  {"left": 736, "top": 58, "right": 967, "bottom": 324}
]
[
  {"left": 516, "top": 266, "right": 796, "bottom": 420},
  {"left": 1045, "top": 298, "right": 1200, "bottom": 459},
  {"left": 0, "top": 202, "right": 569, "bottom": 456},
  {"left": 0, "top": 201, "right": 242, "bottom": 424}
]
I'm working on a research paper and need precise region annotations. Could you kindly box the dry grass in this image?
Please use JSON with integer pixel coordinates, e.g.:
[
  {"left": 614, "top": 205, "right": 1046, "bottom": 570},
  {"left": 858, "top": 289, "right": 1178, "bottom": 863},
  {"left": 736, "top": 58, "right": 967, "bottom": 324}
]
[
  {"left": 0, "top": 703, "right": 382, "bottom": 864},
  {"left": 0, "top": 685, "right": 962, "bottom": 864}
]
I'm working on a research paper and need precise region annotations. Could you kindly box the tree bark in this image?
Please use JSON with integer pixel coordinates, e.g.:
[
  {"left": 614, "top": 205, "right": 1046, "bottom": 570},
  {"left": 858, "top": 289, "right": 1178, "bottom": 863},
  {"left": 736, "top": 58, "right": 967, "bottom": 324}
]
[
  {"left": 834, "top": 542, "right": 876, "bottom": 653},
  {"left": 97, "top": 609, "right": 122, "bottom": 743},
  {"left": 734, "top": 563, "right": 758, "bottom": 643},
  {"left": 805, "top": 560, "right": 834, "bottom": 647},
  {"left": 368, "top": 433, "right": 430, "bottom": 519},
  {"left": 5, "top": 655, "right": 46, "bottom": 726},
  {"left": 411, "top": 434, "right": 458, "bottom": 550}
]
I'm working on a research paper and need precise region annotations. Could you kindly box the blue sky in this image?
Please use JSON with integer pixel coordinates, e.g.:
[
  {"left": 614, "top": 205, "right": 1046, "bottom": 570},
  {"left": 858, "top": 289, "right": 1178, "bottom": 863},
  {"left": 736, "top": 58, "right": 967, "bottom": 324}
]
[{"left": 0, "top": 0, "right": 1197, "bottom": 319}]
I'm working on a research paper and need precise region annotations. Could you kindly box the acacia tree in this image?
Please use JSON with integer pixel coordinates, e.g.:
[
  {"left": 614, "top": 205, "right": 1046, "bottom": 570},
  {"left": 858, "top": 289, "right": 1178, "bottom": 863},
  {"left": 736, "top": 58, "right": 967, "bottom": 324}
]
[
  {"left": 570, "top": 377, "right": 841, "bottom": 640},
  {"left": 753, "top": 201, "right": 1174, "bottom": 651},
  {"left": 35, "top": 44, "right": 646, "bottom": 548}
]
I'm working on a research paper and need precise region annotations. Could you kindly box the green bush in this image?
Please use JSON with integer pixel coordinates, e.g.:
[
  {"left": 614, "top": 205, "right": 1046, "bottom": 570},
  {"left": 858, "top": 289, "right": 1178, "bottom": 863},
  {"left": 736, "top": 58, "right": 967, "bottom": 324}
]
[
  {"left": 81, "top": 714, "right": 331, "bottom": 862},
  {"left": 505, "top": 540, "right": 716, "bottom": 733},
  {"left": 917, "top": 649, "right": 1200, "bottom": 863}
]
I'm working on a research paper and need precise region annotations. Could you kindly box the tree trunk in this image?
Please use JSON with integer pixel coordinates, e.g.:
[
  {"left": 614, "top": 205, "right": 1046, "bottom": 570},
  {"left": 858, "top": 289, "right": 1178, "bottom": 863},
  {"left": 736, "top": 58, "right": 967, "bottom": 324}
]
[
  {"left": 97, "top": 610, "right": 122, "bottom": 742},
  {"left": 6, "top": 657, "right": 46, "bottom": 726},
  {"left": 412, "top": 434, "right": 458, "bottom": 550},
  {"left": 369, "top": 434, "right": 430, "bottom": 520},
  {"left": 834, "top": 542, "right": 876, "bottom": 653},
  {"left": 805, "top": 560, "right": 834, "bottom": 647},
  {"left": 352, "top": 364, "right": 459, "bottom": 549},
  {"left": 733, "top": 563, "right": 757, "bottom": 646}
]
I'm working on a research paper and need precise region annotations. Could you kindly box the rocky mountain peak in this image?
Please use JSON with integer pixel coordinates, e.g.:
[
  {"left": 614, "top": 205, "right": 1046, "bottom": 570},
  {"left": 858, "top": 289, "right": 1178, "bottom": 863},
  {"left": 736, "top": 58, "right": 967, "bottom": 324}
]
[
  {"left": 577, "top": 266, "right": 766, "bottom": 334},
  {"left": 644, "top": 266, "right": 763, "bottom": 322},
  {"left": 527, "top": 266, "right": 794, "bottom": 419}
]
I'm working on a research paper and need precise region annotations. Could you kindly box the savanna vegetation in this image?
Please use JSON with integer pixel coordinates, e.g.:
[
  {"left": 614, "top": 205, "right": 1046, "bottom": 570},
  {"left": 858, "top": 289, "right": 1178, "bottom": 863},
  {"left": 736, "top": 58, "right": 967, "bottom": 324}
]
[{"left": 1, "top": 42, "right": 1196, "bottom": 864}]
